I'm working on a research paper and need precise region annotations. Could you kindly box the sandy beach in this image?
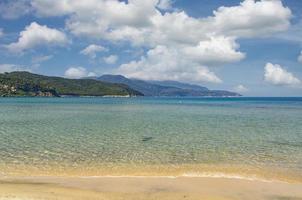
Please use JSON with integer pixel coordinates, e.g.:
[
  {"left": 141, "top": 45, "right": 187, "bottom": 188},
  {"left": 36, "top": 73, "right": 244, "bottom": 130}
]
[{"left": 1, "top": 176, "right": 302, "bottom": 200}]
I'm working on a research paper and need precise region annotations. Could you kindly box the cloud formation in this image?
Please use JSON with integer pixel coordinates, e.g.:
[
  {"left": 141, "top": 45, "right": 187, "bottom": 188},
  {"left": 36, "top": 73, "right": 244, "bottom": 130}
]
[
  {"left": 6, "top": 22, "right": 68, "bottom": 53},
  {"left": 157, "top": 0, "right": 173, "bottom": 11},
  {"left": 264, "top": 63, "right": 301, "bottom": 86},
  {"left": 233, "top": 84, "right": 248, "bottom": 93},
  {"left": 9, "top": 0, "right": 293, "bottom": 83},
  {"left": 80, "top": 44, "right": 107, "bottom": 59},
  {"left": 210, "top": 0, "right": 291, "bottom": 38},
  {"left": 118, "top": 45, "right": 222, "bottom": 83},
  {"left": 64, "top": 67, "right": 95, "bottom": 79},
  {"left": 182, "top": 36, "right": 245, "bottom": 66},
  {"left": 30, "top": 0, "right": 291, "bottom": 43},
  {"left": 0, "top": 0, "right": 32, "bottom": 19},
  {"left": 103, "top": 55, "right": 118, "bottom": 64}
]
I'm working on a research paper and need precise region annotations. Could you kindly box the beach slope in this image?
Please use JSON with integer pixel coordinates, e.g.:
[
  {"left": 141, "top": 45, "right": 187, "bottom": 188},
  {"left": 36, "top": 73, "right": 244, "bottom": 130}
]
[{"left": 1, "top": 177, "right": 302, "bottom": 200}]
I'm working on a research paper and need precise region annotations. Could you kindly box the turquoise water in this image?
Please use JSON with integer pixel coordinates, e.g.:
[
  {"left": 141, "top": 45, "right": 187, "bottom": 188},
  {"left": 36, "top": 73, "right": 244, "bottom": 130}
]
[{"left": 0, "top": 97, "right": 302, "bottom": 181}]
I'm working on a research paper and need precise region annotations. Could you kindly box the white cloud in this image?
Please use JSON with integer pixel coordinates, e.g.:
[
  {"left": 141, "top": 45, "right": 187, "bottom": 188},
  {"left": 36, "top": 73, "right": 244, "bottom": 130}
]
[
  {"left": 298, "top": 51, "right": 302, "bottom": 63},
  {"left": 264, "top": 63, "right": 301, "bottom": 86},
  {"left": 233, "top": 84, "right": 248, "bottom": 93},
  {"left": 0, "top": 28, "right": 3, "bottom": 37},
  {"left": 0, "top": 0, "right": 32, "bottom": 19},
  {"left": 182, "top": 36, "right": 245, "bottom": 65},
  {"left": 118, "top": 45, "right": 221, "bottom": 84},
  {"left": 0, "top": 64, "right": 29, "bottom": 73},
  {"left": 6, "top": 22, "right": 68, "bottom": 53},
  {"left": 31, "top": 0, "right": 72, "bottom": 17},
  {"left": 64, "top": 67, "right": 87, "bottom": 79},
  {"left": 211, "top": 0, "right": 292, "bottom": 38},
  {"left": 80, "top": 44, "right": 107, "bottom": 59},
  {"left": 64, "top": 67, "right": 95, "bottom": 79},
  {"left": 31, "top": 0, "right": 291, "bottom": 42},
  {"left": 117, "top": 36, "right": 245, "bottom": 83},
  {"left": 157, "top": 0, "right": 173, "bottom": 11},
  {"left": 31, "top": 0, "right": 158, "bottom": 39},
  {"left": 87, "top": 72, "right": 97, "bottom": 77},
  {"left": 29, "top": 0, "right": 292, "bottom": 83},
  {"left": 32, "top": 55, "right": 53, "bottom": 64},
  {"left": 103, "top": 55, "right": 118, "bottom": 64}
]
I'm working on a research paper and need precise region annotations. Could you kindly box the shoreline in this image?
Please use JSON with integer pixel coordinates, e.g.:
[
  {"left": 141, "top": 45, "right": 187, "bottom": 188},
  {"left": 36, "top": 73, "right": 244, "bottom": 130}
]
[
  {"left": 0, "top": 173, "right": 292, "bottom": 184},
  {"left": 1, "top": 163, "right": 301, "bottom": 184},
  {"left": 1, "top": 176, "right": 302, "bottom": 200}
]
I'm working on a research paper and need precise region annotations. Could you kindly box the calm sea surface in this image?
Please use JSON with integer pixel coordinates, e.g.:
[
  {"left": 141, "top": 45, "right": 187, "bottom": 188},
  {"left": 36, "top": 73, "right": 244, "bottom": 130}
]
[{"left": 0, "top": 97, "right": 302, "bottom": 182}]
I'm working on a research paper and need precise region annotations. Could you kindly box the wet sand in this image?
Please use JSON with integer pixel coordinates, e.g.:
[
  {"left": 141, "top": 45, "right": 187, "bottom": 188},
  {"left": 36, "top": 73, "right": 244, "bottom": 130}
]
[{"left": 1, "top": 176, "right": 302, "bottom": 200}]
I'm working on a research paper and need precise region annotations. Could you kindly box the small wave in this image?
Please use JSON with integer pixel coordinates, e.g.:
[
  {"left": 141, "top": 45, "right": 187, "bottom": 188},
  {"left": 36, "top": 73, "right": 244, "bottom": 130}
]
[
  {"left": 75, "top": 173, "right": 288, "bottom": 183},
  {"left": 180, "top": 172, "right": 286, "bottom": 183},
  {"left": 79, "top": 175, "right": 177, "bottom": 179}
]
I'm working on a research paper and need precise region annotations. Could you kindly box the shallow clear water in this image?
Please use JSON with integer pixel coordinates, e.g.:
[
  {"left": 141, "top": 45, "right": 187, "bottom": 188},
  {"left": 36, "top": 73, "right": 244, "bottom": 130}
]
[{"left": 0, "top": 97, "right": 302, "bottom": 181}]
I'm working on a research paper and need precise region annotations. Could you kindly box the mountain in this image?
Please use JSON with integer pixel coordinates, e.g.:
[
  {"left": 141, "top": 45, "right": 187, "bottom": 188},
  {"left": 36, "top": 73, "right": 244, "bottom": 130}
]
[
  {"left": 0, "top": 72, "right": 143, "bottom": 97},
  {"left": 148, "top": 80, "right": 209, "bottom": 91},
  {"left": 96, "top": 74, "right": 241, "bottom": 97},
  {"left": 97, "top": 74, "right": 175, "bottom": 96}
]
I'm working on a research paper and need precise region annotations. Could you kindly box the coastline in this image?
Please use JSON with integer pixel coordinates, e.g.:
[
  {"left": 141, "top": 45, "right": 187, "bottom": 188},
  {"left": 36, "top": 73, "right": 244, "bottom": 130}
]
[
  {"left": 1, "top": 176, "right": 302, "bottom": 200},
  {"left": 1, "top": 163, "right": 301, "bottom": 184}
]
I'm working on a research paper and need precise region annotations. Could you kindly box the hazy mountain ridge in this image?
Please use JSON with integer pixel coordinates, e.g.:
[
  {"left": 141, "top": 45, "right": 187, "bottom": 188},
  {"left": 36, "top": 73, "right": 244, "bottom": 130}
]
[
  {"left": 96, "top": 75, "right": 241, "bottom": 97},
  {"left": 148, "top": 80, "right": 209, "bottom": 91}
]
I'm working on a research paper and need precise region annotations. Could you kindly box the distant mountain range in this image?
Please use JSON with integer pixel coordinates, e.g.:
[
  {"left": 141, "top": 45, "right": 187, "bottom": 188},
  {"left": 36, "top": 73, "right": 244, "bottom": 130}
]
[
  {"left": 0, "top": 72, "right": 142, "bottom": 97},
  {"left": 96, "top": 74, "right": 241, "bottom": 97},
  {"left": 0, "top": 72, "right": 240, "bottom": 97}
]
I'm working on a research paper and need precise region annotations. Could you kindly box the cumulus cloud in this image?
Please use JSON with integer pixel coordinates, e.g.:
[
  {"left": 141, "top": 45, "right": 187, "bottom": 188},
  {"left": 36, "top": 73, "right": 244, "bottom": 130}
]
[
  {"left": 182, "top": 36, "right": 245, "bottom": 65},
  {"left": 298, "top": 51, "right": 302, "bottom": 63},
  {"left": 31, "top": 0, "right": 158, "bottom": 39},
  {"left": 118, "top": 45, "right": 222, "bottom": 84},
  {"left": 80, "top": 44, "right": 107, "bottom": 59},
  {"left": 117, "top": 36, "right": 244, "bottom": 83},
  {"left": 103, "top": 55, "right": 118, "bottom": 64},
  {"left": 264, "top": 63, "right": 301, "bottom": 86},
  {"left": 30, "top": 0, "right": 291, "bottom": 43},
  {"left": 27, "top": 0, "right": 292, "bottom": 83},
  {"left": 6, "top": 22, "right": 68, "bottom": 53},
  {"left": 0, "top": 64, "right": 29, "bottom": 73},
  {"left": 211, "top": 0, "right": 291, "bottom": 38},
  {"left": 0, "top": 0, "right": 32, "bottom": 19},
  {"left": 157, "top": 0, "right": 173, "bottom": 11},
  {"left": 64, "top": 67, "right": 96, "bottom": 79},
  {"left": 233, "top": 84, "right": 248, "bottom": 93}
]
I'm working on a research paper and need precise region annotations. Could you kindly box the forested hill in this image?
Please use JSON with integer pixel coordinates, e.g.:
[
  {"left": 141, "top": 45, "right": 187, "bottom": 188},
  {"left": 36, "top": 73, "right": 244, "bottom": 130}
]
[{"left": 0, "top": 71, "right": 143, "bottom": 97}]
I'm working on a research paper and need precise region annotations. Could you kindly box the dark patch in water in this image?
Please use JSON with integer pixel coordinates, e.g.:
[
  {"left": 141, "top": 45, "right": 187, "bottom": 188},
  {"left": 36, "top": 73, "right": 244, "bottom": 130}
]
[{"left": 142, "top": 136, "right": 153, "bottom": 142}]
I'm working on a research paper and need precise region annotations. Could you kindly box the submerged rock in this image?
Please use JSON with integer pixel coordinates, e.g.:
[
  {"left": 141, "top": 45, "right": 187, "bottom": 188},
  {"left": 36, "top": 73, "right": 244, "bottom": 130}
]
[{"left": 142, "top": 136, "right": 153, "bottom": 142}]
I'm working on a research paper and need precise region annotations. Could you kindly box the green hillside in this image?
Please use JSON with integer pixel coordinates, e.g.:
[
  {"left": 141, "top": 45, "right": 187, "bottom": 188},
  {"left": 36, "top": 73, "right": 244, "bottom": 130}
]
[{"left": 0, "top": 71, "right": 143, "bottom": 97}]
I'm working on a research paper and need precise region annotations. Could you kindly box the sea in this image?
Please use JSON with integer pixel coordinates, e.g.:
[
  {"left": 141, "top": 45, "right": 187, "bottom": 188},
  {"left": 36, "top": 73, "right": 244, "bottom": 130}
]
[{"left": 0, "top": 97, "right": 301, "bottom": 182}]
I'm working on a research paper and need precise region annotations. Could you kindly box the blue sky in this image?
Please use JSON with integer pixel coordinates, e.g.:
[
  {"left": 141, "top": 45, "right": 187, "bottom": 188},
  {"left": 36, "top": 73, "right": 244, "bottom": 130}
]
[{"left": 0, "top": 0, "right": 302, "bottom": 96}]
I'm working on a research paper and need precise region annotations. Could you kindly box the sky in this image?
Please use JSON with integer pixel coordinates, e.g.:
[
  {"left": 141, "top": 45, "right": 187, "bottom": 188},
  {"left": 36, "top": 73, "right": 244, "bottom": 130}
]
[{"left": 0, "top": 0, "right": 302, "bottom": 96}]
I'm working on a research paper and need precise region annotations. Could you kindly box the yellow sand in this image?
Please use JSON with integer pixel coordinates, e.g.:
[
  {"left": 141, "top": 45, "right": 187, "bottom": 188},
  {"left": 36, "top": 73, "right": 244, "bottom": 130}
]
[
  {"left": 1, "top": 176, "right": 302, "bottom": 200},
  {"left": 1, "top": 163, "right": 301, "bottom": 183}
]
